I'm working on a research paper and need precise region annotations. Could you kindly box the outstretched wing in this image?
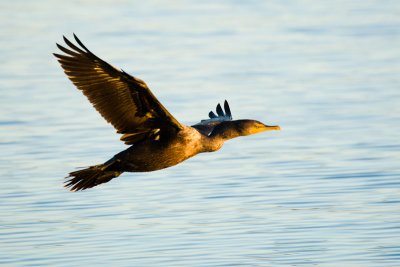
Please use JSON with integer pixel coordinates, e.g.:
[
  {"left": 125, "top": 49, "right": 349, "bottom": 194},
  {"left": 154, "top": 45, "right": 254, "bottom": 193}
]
[
  {"left": 54, "top": 34, "right": 183, "bottom": 145},
  {"left": 192, "top": 100, "right": 233, "bottom": 135}
]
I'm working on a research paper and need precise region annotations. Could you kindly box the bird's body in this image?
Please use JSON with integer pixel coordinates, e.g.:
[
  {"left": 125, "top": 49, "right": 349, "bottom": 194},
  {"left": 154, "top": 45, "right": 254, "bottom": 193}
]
[
  {"left": 109, "top": 126, "right": 217, "bottom": 173},
  {"left": 54, "top": 35, "right": 280, "bottom": 191}
]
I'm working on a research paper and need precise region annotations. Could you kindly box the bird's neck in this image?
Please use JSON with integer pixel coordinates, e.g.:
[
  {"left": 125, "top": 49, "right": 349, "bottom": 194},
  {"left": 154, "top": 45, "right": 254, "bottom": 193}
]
[
  {"left": 202, "top": 124, "right": 241, "bottom": 152},
  {"left": 209, "top": 122, "right": 241, "bottom": 141},
  {"left": 202, "top": 135, "right": 225, "bottom": 152}
]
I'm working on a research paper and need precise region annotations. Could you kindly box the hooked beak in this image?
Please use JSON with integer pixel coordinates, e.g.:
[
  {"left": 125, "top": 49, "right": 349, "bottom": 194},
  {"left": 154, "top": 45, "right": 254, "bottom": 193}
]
[{"left": 263, "top": 125, "right": 281, "bottom": 131}]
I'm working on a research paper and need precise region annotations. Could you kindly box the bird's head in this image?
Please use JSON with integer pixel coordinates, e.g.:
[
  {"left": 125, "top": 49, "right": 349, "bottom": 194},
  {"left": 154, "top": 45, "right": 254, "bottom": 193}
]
[
  {"left": 210, "top": 119, "right": 280, "bottom": 141},
  {"left": 234, "top": 119, "right": 281, "bottom": 136}
]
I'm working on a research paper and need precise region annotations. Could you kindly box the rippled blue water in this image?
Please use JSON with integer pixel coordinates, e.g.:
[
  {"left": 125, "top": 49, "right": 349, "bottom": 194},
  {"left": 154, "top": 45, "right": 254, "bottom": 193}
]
[{"left": 1, "top": 1, "right": 400, "bottom": 266}]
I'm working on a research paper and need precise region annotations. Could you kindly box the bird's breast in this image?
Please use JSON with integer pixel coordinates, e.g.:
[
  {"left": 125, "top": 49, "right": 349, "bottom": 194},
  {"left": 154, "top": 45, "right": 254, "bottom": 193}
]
[{"left": 116, "top": 126, "right": 207, "bottom": 172}]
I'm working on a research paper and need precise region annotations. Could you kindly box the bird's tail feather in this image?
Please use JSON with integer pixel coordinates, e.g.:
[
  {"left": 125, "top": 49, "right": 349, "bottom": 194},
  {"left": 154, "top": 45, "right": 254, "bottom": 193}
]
[{"left": 65, "top": 164, "right": 122, "bottom": 191}]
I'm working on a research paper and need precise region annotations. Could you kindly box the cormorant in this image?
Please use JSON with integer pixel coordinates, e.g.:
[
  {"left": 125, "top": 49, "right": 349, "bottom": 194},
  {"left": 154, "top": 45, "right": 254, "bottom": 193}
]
[{"left": 54, "top": 35, "right": 280, "bottom": 191}]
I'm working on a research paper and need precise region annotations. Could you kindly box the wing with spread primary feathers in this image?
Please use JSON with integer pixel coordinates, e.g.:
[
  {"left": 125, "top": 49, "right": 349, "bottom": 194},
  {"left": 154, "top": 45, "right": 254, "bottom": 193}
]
[
  {"left": 191, "top": 100, "right": 233, "bottom": 135},
  {"left": 54, "top": 34, "right": 183, "bottom": 145}
]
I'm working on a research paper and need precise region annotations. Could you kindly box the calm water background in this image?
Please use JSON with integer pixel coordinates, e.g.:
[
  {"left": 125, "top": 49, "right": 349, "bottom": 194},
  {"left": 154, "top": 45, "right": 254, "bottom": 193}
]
[{"left": 1, "top": 0, "right": 399, "bottom": 266}]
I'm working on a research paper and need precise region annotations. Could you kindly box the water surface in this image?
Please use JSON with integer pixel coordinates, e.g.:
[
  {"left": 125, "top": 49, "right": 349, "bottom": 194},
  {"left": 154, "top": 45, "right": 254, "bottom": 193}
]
[{"left": 1, "top": 1, "right": 399, "bottom": 266}]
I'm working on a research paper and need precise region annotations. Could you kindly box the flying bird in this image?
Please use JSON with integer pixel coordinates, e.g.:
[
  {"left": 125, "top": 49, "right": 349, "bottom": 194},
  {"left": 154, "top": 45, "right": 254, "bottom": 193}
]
[{"left": 54, "top": 34, "right": 280, "bottom": 191}]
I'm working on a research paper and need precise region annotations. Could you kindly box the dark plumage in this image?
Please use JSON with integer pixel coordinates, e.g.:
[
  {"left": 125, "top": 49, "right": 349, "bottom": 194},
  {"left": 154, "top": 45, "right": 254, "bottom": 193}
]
[{"left": 54, "top": 34, "right": 280, "bottom": 191}]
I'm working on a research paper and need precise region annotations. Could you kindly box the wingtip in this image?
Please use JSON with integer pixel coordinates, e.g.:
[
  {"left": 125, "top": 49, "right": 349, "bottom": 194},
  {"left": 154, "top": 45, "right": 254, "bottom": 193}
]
[
  {"left": 73, "top": 33, "right": 80, "bottom": 43},
  {"left": 73, "top": 33, "right": 91, "bottom": 53},
  {"left": 209, "top": 111, "right": 217, "bottom": 119},
  {"left": 223, "top": 99, "right": 232, "bottom": 119},
  {"left": 62, "top": 35, "right": 68, "bottom": 43},
  {"left": 216, "top": 103, "right": 225, "bottom": 117},
  {"left": 53, "top": 53, "right": 64, "bottom": 59}
]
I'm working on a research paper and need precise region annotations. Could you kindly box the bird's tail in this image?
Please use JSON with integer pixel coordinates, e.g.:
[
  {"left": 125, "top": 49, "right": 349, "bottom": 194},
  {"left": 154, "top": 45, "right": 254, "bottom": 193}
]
[{"left": 65, "top": 163, "right": 122, "bottom": 191}]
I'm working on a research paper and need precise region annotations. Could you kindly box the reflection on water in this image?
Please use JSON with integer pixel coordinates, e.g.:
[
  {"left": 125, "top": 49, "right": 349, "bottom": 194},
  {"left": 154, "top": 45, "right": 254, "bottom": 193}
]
[{"left": 1, "top": 0, "right": 400, "bottom": 266}]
